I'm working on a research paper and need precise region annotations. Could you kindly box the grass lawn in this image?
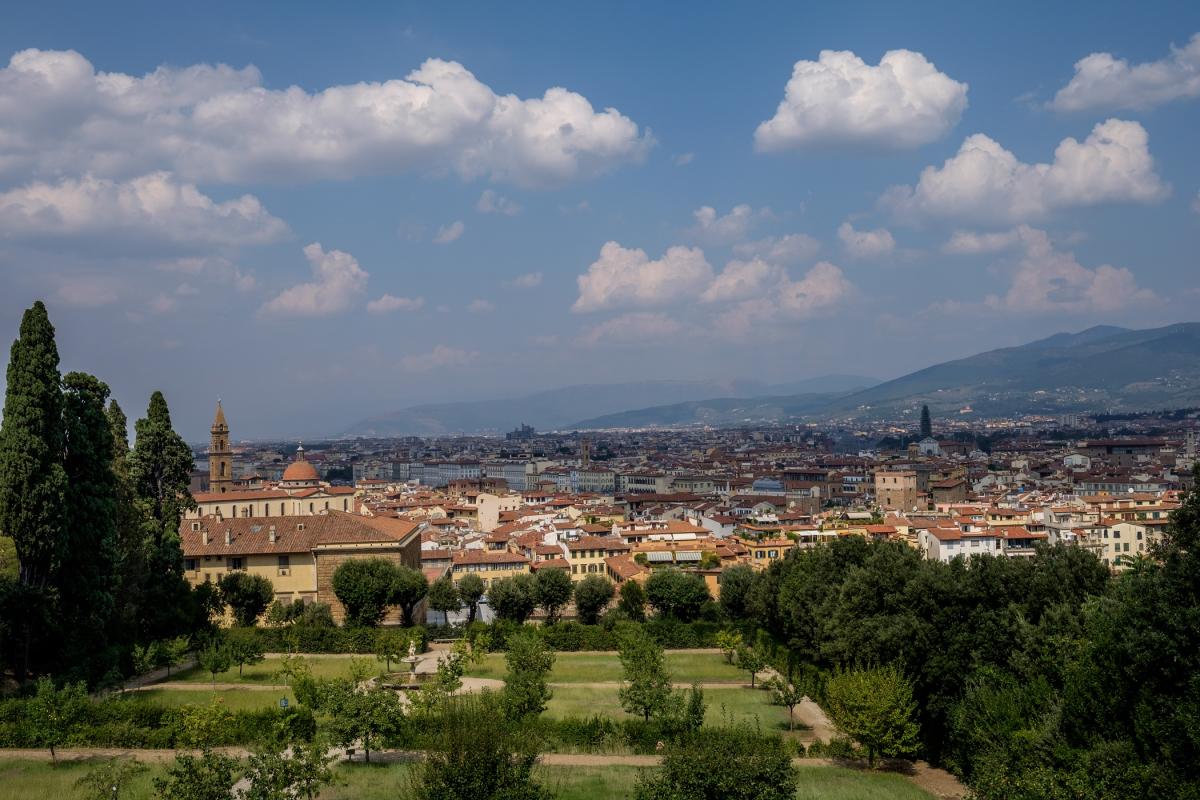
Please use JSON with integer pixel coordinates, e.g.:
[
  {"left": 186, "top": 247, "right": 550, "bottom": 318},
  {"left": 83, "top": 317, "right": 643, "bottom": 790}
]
[
  {"left": 544, "top": 684, "right": 795, "bottom": 731},
  {"left": 466, "top": 650, "right": 749, "bottom": 685},
  {"left": 0, "top": 759, "right": 932, "bottom": 799},
  {"left": 135, "top": 687, "right": 295, "bottom": 712},
  {"left": 174, "top": 655, "right": 371, "bottom": 685}
]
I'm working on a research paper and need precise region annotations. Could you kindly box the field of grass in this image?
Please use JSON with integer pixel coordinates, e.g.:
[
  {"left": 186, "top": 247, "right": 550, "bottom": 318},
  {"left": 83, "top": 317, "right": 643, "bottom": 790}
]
[
  {"left": 466, "top": 650, "right": 749, "bottom": 684},
  {"left": 175, "top": 655, "right": 370, "bottom": 685},
  {"left": 544, "top": 684, "right": 794, "bottom": 731},
  {"left": 0, "top": 759, "right": 931, "bottom": 799},
  {"left": 135, "top": 687, "right": 295, "bottom": 712}
]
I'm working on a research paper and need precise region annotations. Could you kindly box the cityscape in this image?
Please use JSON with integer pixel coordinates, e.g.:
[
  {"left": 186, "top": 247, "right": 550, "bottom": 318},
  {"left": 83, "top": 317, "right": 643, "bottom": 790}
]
[{"left": 2, "top": 4, "right": 1199, "bottom": 800}]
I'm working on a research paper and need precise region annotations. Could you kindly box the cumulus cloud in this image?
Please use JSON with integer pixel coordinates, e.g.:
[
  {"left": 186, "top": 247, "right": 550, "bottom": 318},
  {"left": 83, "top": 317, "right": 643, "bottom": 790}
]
[
  {"left": 511, "top": 272, "right": 543, "bottom": 288},
  {"left": 580, "top": 312, "right": 682, "bottom": 345},
  {"left": 755, "top": 49, "right": 967, "bottom": 151},
  {"left": 0, "top": 49, "right": 651, "bottom": 187},
  {"left": 1051, "top": 33, "right": 1200, "bottom": 111},
  {"left": 477, "top": 189, "right": 521, "bottom": 215},
  {"left": 149, "top": 293, "right": 178, "bottom": 314},
  {"left": 400, "top": 344, "right": 477, "bottom": 372},
  {"left": 573, "top": 241, "right": 713, "bottom": 312},
  {"left": 985, "top": 226, "right": 1153, "bottom": 313},
  {"left": 673, "top": 152, "right": 695, "bottom": 166},
  {"left": 732, "top": 233, "right": 821, "bottom": 265},
  {"left": 715, "top": 262, "right": 853, "bottom": 336},
  {"left": 366, "top": 294, "right": 424, "bottom": 314},
  {"left": 690, "top": 204, "right": 769, "bottom": 245},
  {"left": 157, "top": 255, "right": 256, "bottom": 291},
  {"left": 467, "top": 298, "right": 494, "bottom": 313},
  {"left": 882, "top": 119, "right": 1169, "bottom": 223},
  {"left": 941, "top": 229, "right": 1021, "bottom": 255},
  {"left": 260, "top": 243, "right": 369, "bottom": 317},
  {"left": 51, "top": 275, "right": 120, "bottom": 308},
  {"left": 701, "top": 258, "right": 784, "bottom": 303},
  {"left": 433, "top": 220, "right": 465, "bottom": 243},
  {"left": 837, "top": 221, "right": 895, "bottom": 258},
  {"left": 0, "top": 171, "right": 286, "bottom": 249}
]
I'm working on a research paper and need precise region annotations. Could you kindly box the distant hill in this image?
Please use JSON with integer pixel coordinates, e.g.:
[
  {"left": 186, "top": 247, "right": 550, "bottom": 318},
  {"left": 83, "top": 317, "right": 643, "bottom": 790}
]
[
  {"left": 569, "top": 323, "right": 1200, "bottom": 429},
  {"left": 340, "top": 376, "right": 876, "bottom": 437}
]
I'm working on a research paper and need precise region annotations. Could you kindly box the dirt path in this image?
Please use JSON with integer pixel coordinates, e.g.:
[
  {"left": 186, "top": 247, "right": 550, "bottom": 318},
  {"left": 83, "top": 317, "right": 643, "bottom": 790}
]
[
  {"left": 548, "top": 680, "right": 752, "bottom": 689},
  {"left": 127, "top": 681, "right": 286, "bottom": 692}
]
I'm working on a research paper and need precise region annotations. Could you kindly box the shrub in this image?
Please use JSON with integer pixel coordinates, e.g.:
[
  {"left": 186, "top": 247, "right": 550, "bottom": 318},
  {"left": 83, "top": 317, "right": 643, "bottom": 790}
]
[{"left": 635, "top": 725, "right": 797, "bottom": 800}]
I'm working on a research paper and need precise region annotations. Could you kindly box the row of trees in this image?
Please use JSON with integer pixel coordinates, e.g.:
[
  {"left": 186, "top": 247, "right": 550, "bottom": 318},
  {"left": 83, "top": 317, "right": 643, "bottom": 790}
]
[{"left": 0, "top": 302, "right": 207, "bottom": 684}]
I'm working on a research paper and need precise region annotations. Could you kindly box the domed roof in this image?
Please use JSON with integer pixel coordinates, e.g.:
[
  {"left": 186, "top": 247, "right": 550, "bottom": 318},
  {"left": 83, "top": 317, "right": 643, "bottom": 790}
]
[{"left": 282, "top": 459, "right": 319, "bottom": 483}]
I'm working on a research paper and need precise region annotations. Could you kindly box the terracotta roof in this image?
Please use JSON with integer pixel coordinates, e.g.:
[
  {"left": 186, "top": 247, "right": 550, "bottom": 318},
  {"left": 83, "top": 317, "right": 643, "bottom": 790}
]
[
  {"left": 194, "top": 489, "right": 292, "bottom": 503},
  {"left": 181, "top": 510, "right": 418, "bottom": 557},
  {"left": 283, "top": 459, "right": 320, "bottom": 483},
  {"left": 452, "top": 550, "right": 529, "bottom": 566}
]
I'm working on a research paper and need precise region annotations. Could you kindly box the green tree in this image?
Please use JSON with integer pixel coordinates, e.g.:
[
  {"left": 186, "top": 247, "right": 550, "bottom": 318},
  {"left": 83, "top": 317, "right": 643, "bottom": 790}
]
[
  {"left": 219, "top": 571, "right": 276, "bottom": 626},
  {"left": 390, "top": 564, "right": 429, "bottom": 627},
  {"left": 226, "top": 627, "right": 266, "bottom": 677},
  {"left": 618, "top": 626, "right": 673, "bottom": 721},
  {"left": 28, "top": 676, "right": 88, "bottom": 763},
  {"left": 573, "top": 574, "right": 615, "bottom": 625},
  {"left": 533, "top": 567, "right": 573, "bottom": 624},
  {"left": 320, "top": 681, "right": 406, "bottom": 763},
  {"left": 718, "top": 564, "right": 755, "bottom": 620},
  {"left": 766, "top": 676, "right": 805, "bottom": 731},
  {"left": 635, "top": 725, "right": 797, "bottom": 800},
  {"left": 920, "top": 405, "right": 932, "bottom": 439},
  {"left": 197, "top": 641, "right": 232, "bottom": 687},
  {"left": 154, "top": 635, "right": 191, "bottom": 678},
  {"left": 240, "top": 741, "right": 336, "bottom": 800},
  {"left": 736, "top": 645, "right": 766, "bottom": 688},
  {"left": 330, "top": 558, "right": 398, "bottom": 626},
  {"left": 374, "top": 628, "right": 407, "bottom": 672},
  {"left": 488, "top": 574, "right": 538, "bottom": 623},
  {"left": 502, "top": 630, "right": 555, "bottom": 719},
  {"left": 456, "top": 574, "right": 485, "bottom": 624},
  {"left": 715, "top": 629, "right": 743, "bottom": 665},
  {"left": 154, "top": 749, "right": 238, "bottom": 800},
  {"left": 618, "top": 579, "right": 646, "bottom": 621},
  {"left": 824, "top": 665, "right": 921, "bottom": 767},
  {"left": 426, "top": 576, "right": 460, "bottom": 622},
  {"left": 74, "top": 757, "right": 147, "bottom": 800},
  {"left": 645, "top": 568, "right": 710, "bottom": 621}
]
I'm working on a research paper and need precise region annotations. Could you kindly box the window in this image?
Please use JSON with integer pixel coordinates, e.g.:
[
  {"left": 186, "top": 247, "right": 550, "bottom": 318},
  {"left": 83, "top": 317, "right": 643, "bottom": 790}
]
[
  {"left": 185, "top": 559, "right": 198, "bottom": 571},
  {"left": 278, "top": 555, "right": 290, "bottom": 568},
  {"left": 230, "top": 557, "right": 244, "bottom": 570}
]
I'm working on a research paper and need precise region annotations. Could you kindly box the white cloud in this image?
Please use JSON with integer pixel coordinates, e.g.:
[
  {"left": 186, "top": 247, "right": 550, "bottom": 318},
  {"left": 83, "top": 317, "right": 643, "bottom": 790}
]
[
  {"left": 715, "top": 261, "right": 853, "bottom": 337},
  {"left": 0, "top": 171, "right": 286, "bottom": 248},
  {"left": 580, "top": 312, "right": 682, "bottom": 345},
  {"left": 573, "top": 241, "right": 713, "bottom": 312},
  {"left": 755, "top": 49, "right": 967, "bottom": 151},
  {"left": 468, "top": 298, "right": 494, "bottom": 313},
  {"left": 477, "top": 189, "right": 521, "bottom": 215},
  {"left": 701, "top": 258, "right": 784, "bottom": 303},
  {"left": 673, "top": 152, "right": 695, "bottom": 166},
  {"left": 837, "top": 221, "right": 895, "bottom": 259},
  {"left": 1051, "top": 33, "right": 1200, "bottom": 112},
  {"left": 883, "top": 119, "right": 1169, "bottom": 223},
  {"left": 0, "top": 49, "right": 650, "bottom": 187},
  {"left": 400, "top": 344, "right": 477, "bottom": 372},
  {"left": 51, "top": 275, "right": 119, "bottom": 308},
  {"left": 157, "top": 256, "right": 256, "bottom": 292},
  {"left": 1193, "top": 191, "right": 1200, "bottom": 215},
  {"left": 941, "top": 229, "right": 1021, "bottom": 255},
  {"left": 149, "top": 292, "right": 178, "bottom": 314},
  {"left": 985, "top": 226, "right": 1154, "bottom": 313},
  {"left": 260, "top": 243, "right": 369, "bottom": 317},
  {"left": 732, "top": 233, "right": 821, "bottom": 265},
  {"left": 433, "top": 220, "right": 465, "bottom": 243},
  {"left": 511, "top": 272, "right": 543, "bottom": 288},
  {"left": 366, "top": 294, "right": 424, "bottom": 314},
  {"left": 690, "top": 204, "right": 769, "bottom": 245}
]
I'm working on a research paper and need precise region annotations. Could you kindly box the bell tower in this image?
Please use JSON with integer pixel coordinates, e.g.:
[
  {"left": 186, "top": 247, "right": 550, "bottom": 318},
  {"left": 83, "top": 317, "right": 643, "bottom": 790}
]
[{"left": 209, "top": 400, "right": 233, "bottom": 494}]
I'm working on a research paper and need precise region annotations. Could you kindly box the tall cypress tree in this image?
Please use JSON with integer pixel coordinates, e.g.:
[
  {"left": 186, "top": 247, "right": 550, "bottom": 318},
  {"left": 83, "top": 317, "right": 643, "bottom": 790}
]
[
  {"left": 127, "top": 391, "right": 196, "bottom": 638},
  {"left": 920, "top": 405, "right": 933, "bottom": 439},
  {"left": 107, "top": 399, "right": 150, "bottom": 644},
  {"left": 0, "top": 302, "right": 67, "bottom": 590},
  {"left": 59, "top": 373, "right": 119, "bottom": 678}
]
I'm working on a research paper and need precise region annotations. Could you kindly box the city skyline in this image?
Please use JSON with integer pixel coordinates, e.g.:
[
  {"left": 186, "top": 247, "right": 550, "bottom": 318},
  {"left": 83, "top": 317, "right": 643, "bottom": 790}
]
[{"left": 2, "top": 2, "right": 1199, "bottom": 439}]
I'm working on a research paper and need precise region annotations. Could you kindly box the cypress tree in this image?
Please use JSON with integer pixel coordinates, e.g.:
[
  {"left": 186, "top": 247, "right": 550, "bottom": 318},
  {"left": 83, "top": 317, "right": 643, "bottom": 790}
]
[
  {"left": 0, "top": 301, "right": 67, "bottom": 590},
  {"left": 59, "top": 373, "right": 119, "bottom": 678},
  {"left": 920, "top": 404, "right": 933, "bottom": 439},
  {"left": 107, "top": 399, "right": 150, "bottom": 644}
]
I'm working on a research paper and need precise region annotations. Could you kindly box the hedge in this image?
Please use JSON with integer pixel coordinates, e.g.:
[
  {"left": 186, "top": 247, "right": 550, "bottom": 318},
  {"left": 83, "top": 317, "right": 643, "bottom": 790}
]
[
  {"left": 483, "top": 619, "right": 726, "bottom": 652},
  {"left": 248, "top": 624, "right": 429, "bottom": 654}
]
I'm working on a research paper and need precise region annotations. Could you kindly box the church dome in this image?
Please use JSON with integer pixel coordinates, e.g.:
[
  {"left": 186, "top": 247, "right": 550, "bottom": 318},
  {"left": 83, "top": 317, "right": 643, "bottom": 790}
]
[{"left": 282, "top": 459, "right": 319, "bottom": 483}]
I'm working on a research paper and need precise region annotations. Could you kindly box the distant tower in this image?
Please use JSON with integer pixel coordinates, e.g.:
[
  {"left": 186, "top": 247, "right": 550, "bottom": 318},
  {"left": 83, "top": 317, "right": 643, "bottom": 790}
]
[
  {"left": 580, "top": 437, "right": 591, "bottom": 468},
  {"left": 209, "top": 400, "right": 233, "bottom": 494}
]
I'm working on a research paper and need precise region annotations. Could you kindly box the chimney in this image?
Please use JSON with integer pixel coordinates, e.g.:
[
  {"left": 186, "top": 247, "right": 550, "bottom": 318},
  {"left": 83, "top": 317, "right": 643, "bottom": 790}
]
[
  {"left": 224, "top": 528, "right": 232, "bottom": 545},
  {"left": 202, "top": 529, "right": 209, "bottom": 546},
  {"left": 269, "top": 525, "right": 277, "bottom": 543}
]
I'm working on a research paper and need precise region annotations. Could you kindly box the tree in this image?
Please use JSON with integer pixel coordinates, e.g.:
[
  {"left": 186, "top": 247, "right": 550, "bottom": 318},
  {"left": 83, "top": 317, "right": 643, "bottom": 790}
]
[
  {"left": 154, "top": 749, "right": 238, "bottom": 800},
  {"left": 716, "top": 629, "right": 743, "bottom": 665},
  {"left": 219, "top": 571, "right": 276, "bottom": 626},
  {"left": 618, "top": 626, "right": 673, "bottom": 721},
  {"left": 226, "top": 628, "right": 266, "bottom": 677},
  {"left": 736, "top": 646, "right": 767, "bottom": 688},
  {"left": 573, "top": 574, "right": 615, "bottom": 625},
  {"left": 718, "top": 565, "right": 755, "bottom": 620},
  {"left": 824, "top": 665, "right": 921, "bottom": 767},
  {"left": 75, "top": 757, "right": 147, "bottom": 800},
  {"left": 155, "top": 635, "right": 191, "bottom": 678},
  {"left": 426, "top": 576, "right": 460, "bottom": 623},
  {"left": 197, "top": 641, "right": 232, "bottom": 687},
  {"left": 920, "top": 404, "right": 932, "bottom": 439},
  {"left": 488, "top": 574, "right": 538, "bottom": 623},
  {"left": 106, "top": 398, "right": 150, "bottom": 650},
  {"left": 766, "top": 677, "right": 805, "bottom": 731},
  {"left": 390, "top": 564, "right": 429, "bottom": 627},
  {"left": 331, "top": 559, "right": 398, "bottom": 626},
  {"left": 618, "top": 579, "right": 646, "bottom": 621},
  {"left": 28, "top": 677, "right": 88, "bottom": 763},
  {"left": 320, "top": 681, "right": 406, "bottom": 763},
  {"left": 645, "top": 568, "right": 710, "bottom": 621},
  {"left": 375, "top": 628, "right": 407, "bottom": 672},
  {"left": 239, "top": 741, "right": 336, "bottom": 800},
  {"left": 635, "top": 725, "right": 797, "bottom": 800},
  {"left": 533, "top": 567, "right": 573, "bottom": 624},
  {"left": 502, "top": 630, "right": 555, "bottom": 719},
  {"left": 456, "top": 574, "right": 485, "bottom": 624}
]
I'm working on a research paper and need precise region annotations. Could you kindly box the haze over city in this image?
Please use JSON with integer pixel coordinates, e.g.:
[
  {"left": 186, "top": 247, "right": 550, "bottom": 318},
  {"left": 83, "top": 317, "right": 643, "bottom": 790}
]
[{"left": 2, "top": 2, "right": 1199, "bottom": 439}]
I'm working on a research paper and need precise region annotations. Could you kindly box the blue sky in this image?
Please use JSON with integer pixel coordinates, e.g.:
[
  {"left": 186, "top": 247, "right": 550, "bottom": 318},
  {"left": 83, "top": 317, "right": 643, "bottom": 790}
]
[{"left": 1, "top": 1, "right": 1198, "bottom": 439}]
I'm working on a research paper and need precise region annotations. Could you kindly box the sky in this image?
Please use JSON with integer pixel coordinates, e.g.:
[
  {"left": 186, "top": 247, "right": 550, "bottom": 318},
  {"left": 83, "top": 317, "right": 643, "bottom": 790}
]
[{"left": 1, "top": 1, "right": 1199, "bottom": 440}]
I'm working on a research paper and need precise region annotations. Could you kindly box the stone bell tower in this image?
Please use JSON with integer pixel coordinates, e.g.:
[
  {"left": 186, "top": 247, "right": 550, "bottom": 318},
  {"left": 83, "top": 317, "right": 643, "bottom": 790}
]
[{"left": 209, "top": 400, "right": 233, "bottom": 494}]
